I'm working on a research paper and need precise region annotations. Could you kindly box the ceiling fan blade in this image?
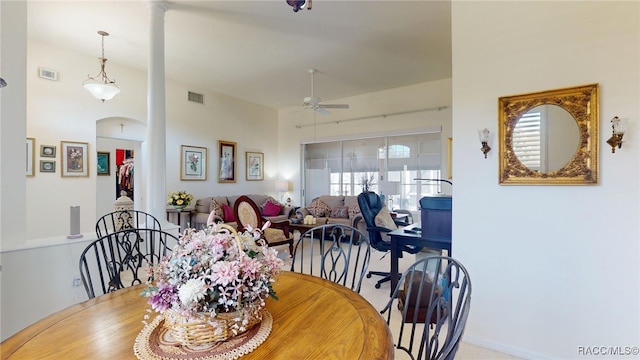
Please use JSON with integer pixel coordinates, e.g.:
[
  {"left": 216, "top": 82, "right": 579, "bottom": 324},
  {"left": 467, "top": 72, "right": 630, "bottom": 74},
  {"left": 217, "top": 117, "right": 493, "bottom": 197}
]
[
  {"left": 315, "top": 107, "right": 331, "bottom": 115},
  {"left": 319, "top": 104, "right": 349, "bottom": 109}
]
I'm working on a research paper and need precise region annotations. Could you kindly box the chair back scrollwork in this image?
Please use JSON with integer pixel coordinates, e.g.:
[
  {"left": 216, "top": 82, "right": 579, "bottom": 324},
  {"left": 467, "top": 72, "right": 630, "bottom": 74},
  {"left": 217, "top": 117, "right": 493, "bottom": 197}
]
[
  {"left": 381, "top": 255, "right": 472, "bottom": 360},
  {"left": 79, "top": 229, "right": 178, "bottom": 299},
  {"left": 291, "top": 224, "right": 371, "bottom": 293}
]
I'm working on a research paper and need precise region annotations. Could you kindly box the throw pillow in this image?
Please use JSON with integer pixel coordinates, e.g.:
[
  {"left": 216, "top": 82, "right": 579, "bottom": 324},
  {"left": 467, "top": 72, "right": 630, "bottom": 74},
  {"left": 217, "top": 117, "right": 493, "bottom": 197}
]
[
  {"left": 307, "top": 198, "right": 332, "bottom": 217},
  {"left": 330, "top": 206, "right": 349, "bottom": 219},
  {"left": 261, "top": 196, "right": 282, "bottom": 210},
  {"left": 374, "top": 206, "right": 398, "bottom": 230},
  {"left": 222, "top": 204, "right": 235, "bottom": 222},
  {"left": 210, "top": 198, "right": 225, "bottom": 219},
  {"left": 348, "top": 202, "right": 361, "bottom": 219},
  {"left": 263, "top": 201, "right": 283, "bottom": 216}
]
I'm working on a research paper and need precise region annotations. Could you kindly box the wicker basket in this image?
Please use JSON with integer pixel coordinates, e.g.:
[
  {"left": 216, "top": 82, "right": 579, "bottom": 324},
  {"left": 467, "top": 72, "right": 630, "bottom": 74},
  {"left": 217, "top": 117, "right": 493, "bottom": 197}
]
[{"left": 163, "top": 306, "right": 263, "bottom": 346}]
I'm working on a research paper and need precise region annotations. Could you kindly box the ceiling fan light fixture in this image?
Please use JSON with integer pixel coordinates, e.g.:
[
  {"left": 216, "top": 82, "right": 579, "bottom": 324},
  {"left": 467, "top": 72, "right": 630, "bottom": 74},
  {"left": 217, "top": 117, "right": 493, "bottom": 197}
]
[
  {"left": 298, "top": 69, "right": 349, "bottom": 115},
  {"left": 286, "top": 0, "right": 311, "bottom": 12},
  {"left": 84, "top": 30, "right": 120, "bottom": 102}
]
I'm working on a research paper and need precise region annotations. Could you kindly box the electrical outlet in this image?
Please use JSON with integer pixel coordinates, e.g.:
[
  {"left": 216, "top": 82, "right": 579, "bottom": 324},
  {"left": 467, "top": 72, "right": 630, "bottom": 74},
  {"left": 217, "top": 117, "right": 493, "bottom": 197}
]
[{"left": 72, "top": 276, "right": 82, "bottom": 287}]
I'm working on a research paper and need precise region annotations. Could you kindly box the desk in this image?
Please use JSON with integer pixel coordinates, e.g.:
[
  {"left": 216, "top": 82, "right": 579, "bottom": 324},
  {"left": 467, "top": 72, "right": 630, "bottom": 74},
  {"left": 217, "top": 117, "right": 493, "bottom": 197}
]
[
  {"left": 389, "top": 223, "right": 452, "bottom": 294},
  {"left": 1, "top": 272, "right": 393, "bottom": 359}
]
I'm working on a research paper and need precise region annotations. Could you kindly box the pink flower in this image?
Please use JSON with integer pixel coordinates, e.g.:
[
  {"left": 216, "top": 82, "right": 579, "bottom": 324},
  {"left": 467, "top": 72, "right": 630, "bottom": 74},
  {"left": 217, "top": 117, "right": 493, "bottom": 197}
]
[{"left": 210, "top": 261, "right": 240, "bottom": 286}]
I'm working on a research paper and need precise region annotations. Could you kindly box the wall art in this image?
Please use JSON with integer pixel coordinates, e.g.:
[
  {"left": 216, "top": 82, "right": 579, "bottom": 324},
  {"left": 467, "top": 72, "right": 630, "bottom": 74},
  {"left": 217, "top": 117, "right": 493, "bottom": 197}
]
[
  {"left": 26, "top": 138, "right": 35, "bottom": 177},
  {"left": 61, "top": 141, "right": 89, "bottom": 177},
  {"left": 246, "top": 151, "right": 264, "bottom": 181},
  {"left": 97, "top": 151, "right": 110, "bottom": 176},
  {"left": 218, "top": 140, "right": 237, "bottom": 183},
  {"left": 40, "top": 145, "right": 56, "bottom": 158},
  {"left": 40, "top": 160, "right": 56, "bottom": 173},
  {"left": 181, "top": 145, "right": 207, "bottom": 181}
]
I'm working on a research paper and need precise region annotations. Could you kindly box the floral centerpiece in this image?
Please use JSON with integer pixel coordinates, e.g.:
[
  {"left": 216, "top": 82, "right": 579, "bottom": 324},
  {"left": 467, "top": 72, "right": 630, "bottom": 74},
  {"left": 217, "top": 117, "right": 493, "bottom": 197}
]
[
  {"left": 167, "top": 190, "right": 193, "bottom": 209},
  {"left": 141, "top": 223, "right": 284, "bottom": 345}
]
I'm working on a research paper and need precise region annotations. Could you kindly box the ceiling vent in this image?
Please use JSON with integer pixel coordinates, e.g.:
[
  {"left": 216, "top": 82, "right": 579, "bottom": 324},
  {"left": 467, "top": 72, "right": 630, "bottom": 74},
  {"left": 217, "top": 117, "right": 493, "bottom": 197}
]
[{"left": 188, "top": 91, "right": 204, "bottom": 104}]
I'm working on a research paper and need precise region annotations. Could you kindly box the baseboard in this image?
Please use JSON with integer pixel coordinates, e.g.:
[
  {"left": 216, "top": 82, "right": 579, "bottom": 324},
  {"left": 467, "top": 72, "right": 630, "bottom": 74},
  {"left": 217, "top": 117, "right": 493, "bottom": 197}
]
[{"left": 463, "top": 335, "right": 552, "bottom": 360}]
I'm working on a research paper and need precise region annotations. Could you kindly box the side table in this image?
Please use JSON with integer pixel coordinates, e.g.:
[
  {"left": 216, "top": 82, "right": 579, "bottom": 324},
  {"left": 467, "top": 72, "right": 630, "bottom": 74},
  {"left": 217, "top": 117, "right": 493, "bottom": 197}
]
[{"left": 166, "top": 206, "right": 195, "bottom": 231}]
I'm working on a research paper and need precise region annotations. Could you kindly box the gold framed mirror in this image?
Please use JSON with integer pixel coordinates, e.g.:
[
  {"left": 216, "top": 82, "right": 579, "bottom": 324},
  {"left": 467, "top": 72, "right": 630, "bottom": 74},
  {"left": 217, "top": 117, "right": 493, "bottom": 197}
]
[{"left": 498, "top": 84, "right": 599, "bottom": 185}]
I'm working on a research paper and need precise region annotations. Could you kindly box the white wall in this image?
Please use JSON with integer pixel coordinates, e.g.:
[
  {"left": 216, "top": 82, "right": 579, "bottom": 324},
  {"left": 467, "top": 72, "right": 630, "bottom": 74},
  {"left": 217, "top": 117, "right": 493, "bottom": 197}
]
[
  {"left": 24, "top": 39, "right": 147, "bottom": 242},
  {"left": 451, "top": 2, "right": 639, "bottom": 358},
  {"left": 1, "top": 238, "right": 93, "bottom": 340}
]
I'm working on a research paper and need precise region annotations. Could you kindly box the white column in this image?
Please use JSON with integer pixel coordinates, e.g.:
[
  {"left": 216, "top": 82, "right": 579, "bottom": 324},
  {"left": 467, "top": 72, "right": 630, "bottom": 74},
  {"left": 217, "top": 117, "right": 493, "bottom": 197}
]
[{"left": 146, "top": 1, "right": 169, "bottom": 224}]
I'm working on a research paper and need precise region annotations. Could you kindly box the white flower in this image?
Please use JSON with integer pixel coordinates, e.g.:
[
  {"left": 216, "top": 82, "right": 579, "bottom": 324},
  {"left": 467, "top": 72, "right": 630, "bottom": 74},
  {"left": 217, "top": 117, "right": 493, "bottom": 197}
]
[{"left": 178, "top": 278, "right": 207, "bottom": 306}]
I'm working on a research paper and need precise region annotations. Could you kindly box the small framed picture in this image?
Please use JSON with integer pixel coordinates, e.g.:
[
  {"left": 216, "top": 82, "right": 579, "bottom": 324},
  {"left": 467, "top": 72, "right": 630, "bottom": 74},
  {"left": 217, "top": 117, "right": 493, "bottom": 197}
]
[
  {"left": 97, "top": 151, "right": 110, "bottom": 176},
  {"left": 180, "top": 145, "right": 207, "bottom": 181},
  {"left": 40, "top": 160, "right": 56, "bottom": 173},
  {"left": 26, "top": 138, "right": 35, "bottom": 177},
  {"left": 218, "top": 140, "right": 237, "bottom": 183},
  {"left": 61, "top": 141, "right": 89, "bottom": 177},
  {"left": 246, "top": 151, "right": 264, "bottom": 181},
  {"left": 40, "top": 145, "right": 56, "bottom": 158}
]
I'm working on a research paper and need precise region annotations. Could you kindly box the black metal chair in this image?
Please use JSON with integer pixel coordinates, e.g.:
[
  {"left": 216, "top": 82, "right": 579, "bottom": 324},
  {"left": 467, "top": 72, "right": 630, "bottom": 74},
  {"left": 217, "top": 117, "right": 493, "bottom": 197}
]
[
  {"left": 290, "top": 224, "right": 371, "bottom": 293},
  {"left": 381, "top": 255, "right": 472, "bottom": 360},
  {"left": 79, "top": 228, "right": 178, "bottom": 299},
  {"left": 357, "top": 191, "right": 422, "bottom": 288},
  {"left": 95, "top": 210, "right": 162, "bottom": 238}
]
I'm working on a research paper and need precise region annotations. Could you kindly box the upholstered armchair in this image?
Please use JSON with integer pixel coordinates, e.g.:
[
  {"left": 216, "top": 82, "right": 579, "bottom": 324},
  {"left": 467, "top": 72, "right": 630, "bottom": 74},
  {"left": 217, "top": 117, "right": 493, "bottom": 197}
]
[{"left": 233, "top": 195, "right": 294, "bottom": 256}]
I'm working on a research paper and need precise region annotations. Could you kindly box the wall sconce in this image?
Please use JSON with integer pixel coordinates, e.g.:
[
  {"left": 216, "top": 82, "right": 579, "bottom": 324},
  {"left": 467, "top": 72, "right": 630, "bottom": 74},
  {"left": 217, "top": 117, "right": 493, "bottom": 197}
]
[
  {"left": 275, "top": 180, "right": 289, "bottom": 202},
  {"left": 606, "top": 116, "right": 628, "bottom": 153},
  {"left": 478, "top": 128, "right": 491, "bottom": 158}
]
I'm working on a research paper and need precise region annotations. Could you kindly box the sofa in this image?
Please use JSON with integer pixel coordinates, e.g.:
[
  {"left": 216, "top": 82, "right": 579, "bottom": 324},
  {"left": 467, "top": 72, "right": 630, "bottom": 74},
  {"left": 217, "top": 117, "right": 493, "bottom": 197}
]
[
  {"left": 295, "top": 195, "right": 363, "bottom": 228},
  {"left": 193, "top": 194, "right": 294, "bottom": 229}
]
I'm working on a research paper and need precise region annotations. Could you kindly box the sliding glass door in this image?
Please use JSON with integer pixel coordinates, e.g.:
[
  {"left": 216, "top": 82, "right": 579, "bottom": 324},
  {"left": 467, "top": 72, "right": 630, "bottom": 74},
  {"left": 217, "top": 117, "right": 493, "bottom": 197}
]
[{"left": 303, "top": 132, "right": 443, "bottom": 211}]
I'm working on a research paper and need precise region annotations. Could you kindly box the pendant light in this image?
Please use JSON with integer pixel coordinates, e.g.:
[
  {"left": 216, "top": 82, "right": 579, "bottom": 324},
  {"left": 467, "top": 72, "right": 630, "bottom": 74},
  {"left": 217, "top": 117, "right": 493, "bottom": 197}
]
[{"left": 84, "top": 31, "right": 120, "bottom": 102}]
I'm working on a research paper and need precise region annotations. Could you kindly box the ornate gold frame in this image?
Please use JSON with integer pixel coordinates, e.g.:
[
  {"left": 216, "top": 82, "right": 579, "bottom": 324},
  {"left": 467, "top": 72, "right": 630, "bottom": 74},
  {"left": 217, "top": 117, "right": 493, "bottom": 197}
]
[{"left": 498, "top": 84, "right": 599, "bottom": 185}]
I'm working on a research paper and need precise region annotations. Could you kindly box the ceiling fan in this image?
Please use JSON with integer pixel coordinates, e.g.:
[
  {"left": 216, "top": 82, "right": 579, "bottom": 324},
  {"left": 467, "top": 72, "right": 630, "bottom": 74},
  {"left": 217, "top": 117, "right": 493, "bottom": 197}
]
[{"left": 299, "top": 69, "right": 349, "bottom": 115}]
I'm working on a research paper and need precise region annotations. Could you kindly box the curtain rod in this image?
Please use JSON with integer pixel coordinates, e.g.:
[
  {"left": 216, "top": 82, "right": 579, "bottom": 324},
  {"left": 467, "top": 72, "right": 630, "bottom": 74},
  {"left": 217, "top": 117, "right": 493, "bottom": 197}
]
[{"left": 294, "top": 105, "right": 449, "bottom": 129}]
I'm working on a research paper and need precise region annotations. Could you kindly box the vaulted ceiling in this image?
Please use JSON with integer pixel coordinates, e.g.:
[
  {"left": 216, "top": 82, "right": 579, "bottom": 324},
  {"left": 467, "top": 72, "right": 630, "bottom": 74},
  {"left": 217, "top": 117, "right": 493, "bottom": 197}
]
[{"left": 27, "top": 1, "right": 451, "bottom": 110}]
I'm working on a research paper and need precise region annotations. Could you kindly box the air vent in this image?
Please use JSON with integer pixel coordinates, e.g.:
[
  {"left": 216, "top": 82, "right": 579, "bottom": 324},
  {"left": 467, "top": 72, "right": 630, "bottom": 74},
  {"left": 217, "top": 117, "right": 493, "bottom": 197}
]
[{"left": 188, "top": 91, "right": 204, "bottom": 104}]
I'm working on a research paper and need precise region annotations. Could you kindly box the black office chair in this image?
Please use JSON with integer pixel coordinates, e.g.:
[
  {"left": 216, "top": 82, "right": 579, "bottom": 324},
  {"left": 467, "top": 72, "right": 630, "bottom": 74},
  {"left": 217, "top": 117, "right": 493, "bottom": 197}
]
[
  {"left": 79, "top": 228, "right": 178, "bottom": 299},
  {"left": 381, "top": 255, "right": 472, "bottom": 360},
  {"left": 290, "top": 224, "right": 371, "bottom": 293},
  {"left": 357, "top": 191, "right": 422, "bottom": 288},
  {"left": 95, "top": 210, "right": 162, "bottom": 238}
]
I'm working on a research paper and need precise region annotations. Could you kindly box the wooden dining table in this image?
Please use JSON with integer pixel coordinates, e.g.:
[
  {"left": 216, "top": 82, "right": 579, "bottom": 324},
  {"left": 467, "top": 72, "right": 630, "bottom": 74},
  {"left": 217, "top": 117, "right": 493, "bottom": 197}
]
[{"left": 1, "top": 271, "right": 394, "bottom": 359}]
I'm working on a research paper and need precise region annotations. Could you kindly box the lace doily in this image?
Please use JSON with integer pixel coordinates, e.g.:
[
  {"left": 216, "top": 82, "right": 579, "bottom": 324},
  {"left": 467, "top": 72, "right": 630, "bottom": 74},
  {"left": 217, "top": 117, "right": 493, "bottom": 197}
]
[{"left": 134, "top": 311, "right": 272, "bottom": 360}]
